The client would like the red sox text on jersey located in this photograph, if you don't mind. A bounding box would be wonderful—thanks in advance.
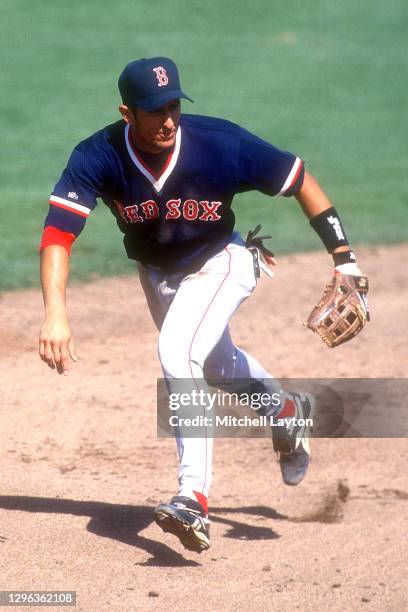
[114,199,223,223]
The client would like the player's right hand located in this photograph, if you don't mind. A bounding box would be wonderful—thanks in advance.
[39,315,78,375]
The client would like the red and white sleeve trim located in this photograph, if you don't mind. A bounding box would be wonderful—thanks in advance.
[277,157,303,196]
[49,195,91,217]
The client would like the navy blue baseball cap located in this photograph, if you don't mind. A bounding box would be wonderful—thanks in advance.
[118,57,193,111]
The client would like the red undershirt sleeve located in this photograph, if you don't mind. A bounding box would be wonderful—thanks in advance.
[39,226,76,255]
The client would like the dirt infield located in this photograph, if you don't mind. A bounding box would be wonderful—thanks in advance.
[0,244,407,611]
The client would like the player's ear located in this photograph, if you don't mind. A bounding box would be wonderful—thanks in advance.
[119,104,133,124]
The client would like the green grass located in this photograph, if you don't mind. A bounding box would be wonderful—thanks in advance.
[1,0,407,290]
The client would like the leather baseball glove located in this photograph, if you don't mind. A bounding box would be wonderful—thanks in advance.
[305,273,370,348]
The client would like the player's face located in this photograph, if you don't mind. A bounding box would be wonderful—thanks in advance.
[121,100,181,153]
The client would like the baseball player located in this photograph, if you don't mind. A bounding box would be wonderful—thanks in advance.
[39,57,369,553]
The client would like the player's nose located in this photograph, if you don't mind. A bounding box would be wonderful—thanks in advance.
[163,115,177,130]
[163,113,174,125]
[160,103,179,128]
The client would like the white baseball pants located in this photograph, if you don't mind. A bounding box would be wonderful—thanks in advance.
[138,235,277,501]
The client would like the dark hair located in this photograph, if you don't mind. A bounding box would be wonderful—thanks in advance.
[128,104,139,116]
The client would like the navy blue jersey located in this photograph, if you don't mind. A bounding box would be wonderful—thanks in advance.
[45,114,304,272]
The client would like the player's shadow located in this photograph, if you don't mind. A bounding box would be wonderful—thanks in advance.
[0,496,284,566]
[210,505,286,541]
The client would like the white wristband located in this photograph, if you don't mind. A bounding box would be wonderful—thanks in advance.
[335,262,362,276]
